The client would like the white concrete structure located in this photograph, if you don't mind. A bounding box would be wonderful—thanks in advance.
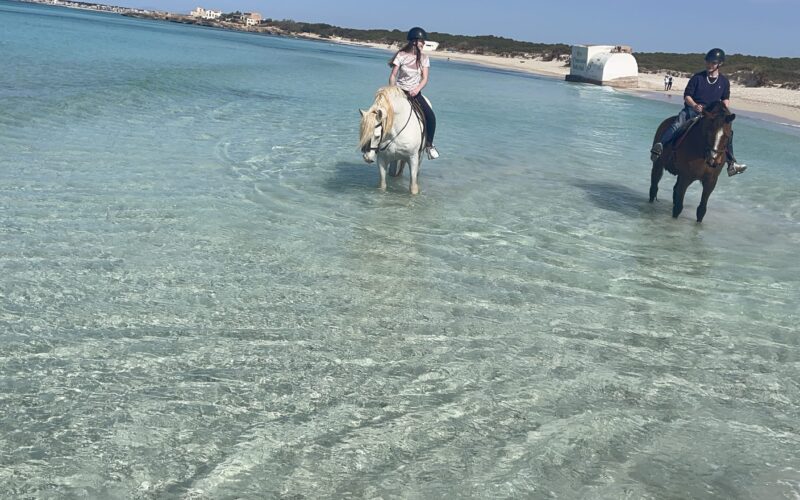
[566,45,638,88]
[423,41,439,52]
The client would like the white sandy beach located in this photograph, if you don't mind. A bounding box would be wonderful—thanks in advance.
[427,50,800,125]
[314,35,800,126]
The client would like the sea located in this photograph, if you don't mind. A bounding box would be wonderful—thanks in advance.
[1,1,799,498]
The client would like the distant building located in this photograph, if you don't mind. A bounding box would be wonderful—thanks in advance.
[242,12,262,26]
[566,45,638,88]
[190,7,222,20]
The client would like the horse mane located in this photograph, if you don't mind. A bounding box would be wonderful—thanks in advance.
[359,86,405,151]
[705,100,726,114]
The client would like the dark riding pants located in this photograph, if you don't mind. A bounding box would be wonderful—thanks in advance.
[660,105,736,162]
[408,92,436,147]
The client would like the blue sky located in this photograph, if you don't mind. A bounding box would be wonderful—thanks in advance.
[107,0,798,57]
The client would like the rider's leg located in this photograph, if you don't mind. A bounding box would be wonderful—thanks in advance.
[725,130,747,176]
[416,94,438,159]
[651,107,694,160]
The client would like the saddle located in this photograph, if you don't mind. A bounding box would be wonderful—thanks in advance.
[671,115,702,149]
[406,95,429,154]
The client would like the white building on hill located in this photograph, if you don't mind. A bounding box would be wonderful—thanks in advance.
[242,12,262,26]
[566,45,638,88]
[190,7,222,20]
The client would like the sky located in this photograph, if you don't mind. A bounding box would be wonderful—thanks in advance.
[105,0,799,57]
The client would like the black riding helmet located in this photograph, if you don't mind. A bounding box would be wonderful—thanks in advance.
[705,48,726,65]
[407,27,427,41]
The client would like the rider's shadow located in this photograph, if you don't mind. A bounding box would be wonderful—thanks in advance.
[572,181,654,219]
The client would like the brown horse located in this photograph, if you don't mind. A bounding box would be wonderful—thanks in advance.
[649,101,736,222]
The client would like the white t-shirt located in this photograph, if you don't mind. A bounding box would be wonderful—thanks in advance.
[392,51,430,92]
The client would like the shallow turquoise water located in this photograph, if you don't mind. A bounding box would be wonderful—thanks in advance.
[1,1,799,498]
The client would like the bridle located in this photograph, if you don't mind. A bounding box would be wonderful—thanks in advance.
[704,116,731,169]
[365,104,415,153]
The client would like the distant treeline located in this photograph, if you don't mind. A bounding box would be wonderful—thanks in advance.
[262,19,571,60]
[636,52,800,89]
[262,19,800,88]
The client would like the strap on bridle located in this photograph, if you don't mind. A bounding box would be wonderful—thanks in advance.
[367,104,415,153]
[367,95,425,153]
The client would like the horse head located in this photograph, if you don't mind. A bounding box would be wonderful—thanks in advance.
[701,101,736,168]
[358,87,400,163]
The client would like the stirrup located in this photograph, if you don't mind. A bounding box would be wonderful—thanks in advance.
[426,145,439,160]
[727,162,747,177]
[650,142,663,162]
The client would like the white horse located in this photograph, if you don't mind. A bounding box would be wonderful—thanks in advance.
[359,86,426,194]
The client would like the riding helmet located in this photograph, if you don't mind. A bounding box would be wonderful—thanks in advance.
[705,48,726,64]
[407,27,427,41]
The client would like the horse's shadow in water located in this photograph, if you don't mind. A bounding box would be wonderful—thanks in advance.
[323,161,409,194]
[572,181,657,219]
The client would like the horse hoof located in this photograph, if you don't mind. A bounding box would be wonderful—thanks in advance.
[410,185,419,195]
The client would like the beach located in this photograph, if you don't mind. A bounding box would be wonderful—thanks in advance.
[321,36,800,126]
[4,3,800,497]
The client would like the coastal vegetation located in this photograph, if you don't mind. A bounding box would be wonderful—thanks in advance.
[261,19,799,88]
[18,1,800,88]
[635,53,800,89]
[261,19,571,60]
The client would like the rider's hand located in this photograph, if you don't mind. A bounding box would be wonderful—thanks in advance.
[693,103,704,113]
[408,88,419,97]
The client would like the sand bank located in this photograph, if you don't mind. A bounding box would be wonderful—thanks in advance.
[316,35,800,126]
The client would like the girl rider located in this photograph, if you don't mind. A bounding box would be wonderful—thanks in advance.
[389,27,439,159]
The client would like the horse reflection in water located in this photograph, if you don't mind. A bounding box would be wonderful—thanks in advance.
[649,101,736,222]
[359,86,426,194]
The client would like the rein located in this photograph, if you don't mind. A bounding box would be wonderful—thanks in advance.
[673,114,729,168]
[367,95,425,153]
[367,104,415,153]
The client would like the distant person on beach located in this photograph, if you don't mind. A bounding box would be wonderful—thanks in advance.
[664,74,669,91]
[650,48,747,177]
[667,75,673,91]
[389,27,439,159]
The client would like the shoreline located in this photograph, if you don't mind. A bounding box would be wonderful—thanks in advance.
[18,2,800,127]
[319,36,800,127]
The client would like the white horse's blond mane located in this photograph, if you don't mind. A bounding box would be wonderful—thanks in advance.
[359,86,406,151]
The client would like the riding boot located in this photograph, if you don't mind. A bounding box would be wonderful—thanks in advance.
[650,142,663,162]
[727,162,747,176]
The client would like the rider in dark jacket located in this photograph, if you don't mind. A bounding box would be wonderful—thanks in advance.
[651,48,747,177]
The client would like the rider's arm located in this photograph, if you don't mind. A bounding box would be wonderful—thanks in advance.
[389,64,399,86]
[410,67,428,97]
[684,95,703,113]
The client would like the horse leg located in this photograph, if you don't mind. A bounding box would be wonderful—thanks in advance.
[696,175,718,223]
[389,160,405,177]
[649,161,664,202]
[672,176,691,218]
[377,157,387,191]
[409,154,421,195]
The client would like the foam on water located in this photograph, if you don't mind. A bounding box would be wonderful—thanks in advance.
[1,1,799,497]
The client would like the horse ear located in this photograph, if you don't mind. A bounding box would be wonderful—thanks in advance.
[359,109,366,117]
[726,114,736,123]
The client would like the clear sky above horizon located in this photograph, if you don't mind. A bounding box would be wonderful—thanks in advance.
[102,0,797,57]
